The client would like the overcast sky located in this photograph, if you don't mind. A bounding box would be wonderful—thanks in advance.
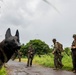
[0,0,76,47]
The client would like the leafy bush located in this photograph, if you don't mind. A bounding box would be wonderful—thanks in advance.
[64,47,71,56]
[20,39,52,56]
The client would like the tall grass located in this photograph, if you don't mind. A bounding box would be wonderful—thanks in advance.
[0,67,7,75]
[34,54,54,68]
[33,54,73,71]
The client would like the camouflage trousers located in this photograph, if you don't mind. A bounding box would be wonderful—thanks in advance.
[72,51,76,70]
[54,53,63,69]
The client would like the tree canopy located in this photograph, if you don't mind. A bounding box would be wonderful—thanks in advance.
[20,39,52,56]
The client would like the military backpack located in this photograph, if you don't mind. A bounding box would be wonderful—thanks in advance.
[57,42,64,52]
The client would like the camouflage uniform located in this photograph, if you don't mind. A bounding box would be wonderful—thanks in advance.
[17,51,22,62]
[27,45,35,67]
[71,34,76,71]
[52,39,63,69]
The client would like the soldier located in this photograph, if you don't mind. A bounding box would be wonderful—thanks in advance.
[17,50,22,62]
[71,34,76,73]
[26,44,35,67]
[52,38,63,70]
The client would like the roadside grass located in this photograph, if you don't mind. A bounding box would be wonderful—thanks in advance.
[16,53,73,71]
[34,54,73,71]
[0,67,7,75]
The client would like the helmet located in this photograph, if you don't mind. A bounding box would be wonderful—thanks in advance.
[73,34,76,38]
[52,38,56,42]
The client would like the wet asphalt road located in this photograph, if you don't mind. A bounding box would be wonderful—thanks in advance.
[7,60,76,75]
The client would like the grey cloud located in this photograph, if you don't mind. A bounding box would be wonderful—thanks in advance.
[0,0,76,47]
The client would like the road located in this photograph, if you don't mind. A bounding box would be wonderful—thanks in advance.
[7,60,75,75]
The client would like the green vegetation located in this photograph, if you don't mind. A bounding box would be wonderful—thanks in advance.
[33,54,72,71]
[20,39,52,56]
[0,67,7,75]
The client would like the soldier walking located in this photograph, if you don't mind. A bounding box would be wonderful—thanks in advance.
[71,34,76,73]
[26,44,35,67]
[52,38,63,70]
[17,50,22,62]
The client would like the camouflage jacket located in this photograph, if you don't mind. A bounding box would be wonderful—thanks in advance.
[71,40,76,50]
[53,42,63,54]
[72,40,76,46]
[28,47,35,55]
